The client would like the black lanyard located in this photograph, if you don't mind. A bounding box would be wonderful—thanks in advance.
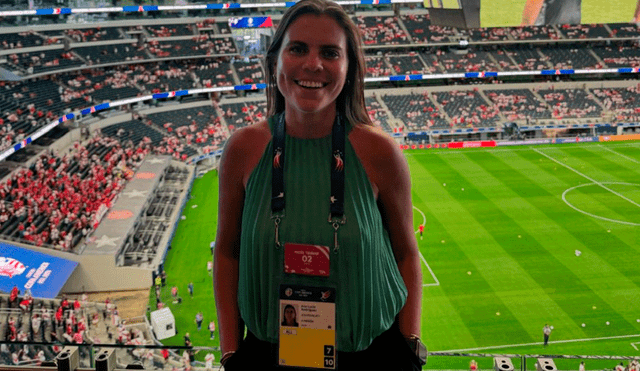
[271,112,346,253]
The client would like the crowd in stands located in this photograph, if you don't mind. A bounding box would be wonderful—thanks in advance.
[382,91,448,131]
[592,45,640,68]
[0,133,150,250]
[365,55,393,77]
[485,89,552,121]
[592,84,640,122]
[6,49,83,74]
[538,88,603,119]
[509,26,561,41]
[145,24,195,38]
[387,53,437,75]
[557,24,610,39]
[0,79,62,152]
[65,27,122,43]
[1,31,45,50]
[354,15,410,45]
[400,13,458,43]
[0,289,164,368]
[434,90,502,128]
[76,44,148,65]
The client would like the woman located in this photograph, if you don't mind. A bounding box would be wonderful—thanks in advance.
[214,0,423,369]
[281,304,299,327]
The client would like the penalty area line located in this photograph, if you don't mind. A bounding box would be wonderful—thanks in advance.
[441,334,640,353]
[597,144,640,165]
[413,205,440,287]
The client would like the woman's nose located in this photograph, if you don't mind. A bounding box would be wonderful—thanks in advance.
[302,51,322,71]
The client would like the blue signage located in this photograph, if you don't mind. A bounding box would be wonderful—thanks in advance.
[0,243,78,299]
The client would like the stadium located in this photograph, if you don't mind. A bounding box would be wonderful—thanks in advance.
[0,0,639,369]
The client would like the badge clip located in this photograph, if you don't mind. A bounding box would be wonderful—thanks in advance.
[327,214,346,253]
[272,210,285,249]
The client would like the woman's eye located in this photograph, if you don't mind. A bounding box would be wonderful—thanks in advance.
[290,45,305,54]
[323,50,339,58]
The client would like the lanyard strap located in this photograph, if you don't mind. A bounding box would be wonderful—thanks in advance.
[271,113,346,252]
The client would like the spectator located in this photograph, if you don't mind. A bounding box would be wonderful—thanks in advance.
[195,312,203,331]
[184,332,191,346]
[208,320,215,340]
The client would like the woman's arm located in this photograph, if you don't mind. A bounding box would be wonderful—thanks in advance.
[375,137,422,338]
[349,126,422,337]
[214,122,271,355]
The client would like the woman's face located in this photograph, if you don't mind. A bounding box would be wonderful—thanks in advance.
[284,306,296,324]
[276,14,348,118]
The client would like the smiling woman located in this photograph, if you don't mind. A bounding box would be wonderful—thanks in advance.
[213,0,424,370]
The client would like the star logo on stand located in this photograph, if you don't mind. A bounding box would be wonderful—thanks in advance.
[123,189,147,198]
[94,235,119,248]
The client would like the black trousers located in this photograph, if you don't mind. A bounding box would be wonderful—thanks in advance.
[224,320,422,370]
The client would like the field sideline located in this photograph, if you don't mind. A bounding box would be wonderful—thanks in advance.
[154,141,640,367]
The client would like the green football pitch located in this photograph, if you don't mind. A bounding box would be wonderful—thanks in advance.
[153,140,640,367]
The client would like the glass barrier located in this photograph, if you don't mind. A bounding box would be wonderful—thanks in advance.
[0,342,219,370]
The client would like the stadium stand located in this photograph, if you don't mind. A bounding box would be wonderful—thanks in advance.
[0,31,46,50]
[382,91,449,131]
[73,43,149,65]
[387,53,436,75]
[65,27,123,43]
[354,14,411,45]
[592,44,640,68]
[364,54,393,77]
[541,44,604,70]
[556,24,611,39]
[538,87,604,119]
[145,24,195,38]
[433,48,504,73]
[433,90,502,128]
[401,12,459,43]
[484,88,552,121]
[509,25,561,41]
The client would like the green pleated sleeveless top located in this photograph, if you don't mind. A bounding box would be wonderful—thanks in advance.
[238,114,408,352]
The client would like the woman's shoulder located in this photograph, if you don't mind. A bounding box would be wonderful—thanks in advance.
[221,120,272,186]
[225,120,271,153]
[348,124,404,167]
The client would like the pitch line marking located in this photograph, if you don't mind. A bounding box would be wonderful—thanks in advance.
[534,148,640,209]
[413,205,440,287]
[597,144,640,165]
[441,333,640,353]
[562,182,640,226]
[632,342,639,351]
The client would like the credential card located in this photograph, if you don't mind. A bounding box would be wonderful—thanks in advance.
[279,284,336,369]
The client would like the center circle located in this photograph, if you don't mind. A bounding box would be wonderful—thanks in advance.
[562,182,640,226]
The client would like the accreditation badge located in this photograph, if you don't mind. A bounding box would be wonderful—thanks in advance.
[278,284,336,369]
[284,243,330,277]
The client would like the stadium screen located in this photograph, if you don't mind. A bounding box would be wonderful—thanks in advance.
[229,16,274,59]
[424,0,640,28]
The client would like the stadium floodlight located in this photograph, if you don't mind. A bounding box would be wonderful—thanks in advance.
[494,357,515,371]
[536,358,558,371]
